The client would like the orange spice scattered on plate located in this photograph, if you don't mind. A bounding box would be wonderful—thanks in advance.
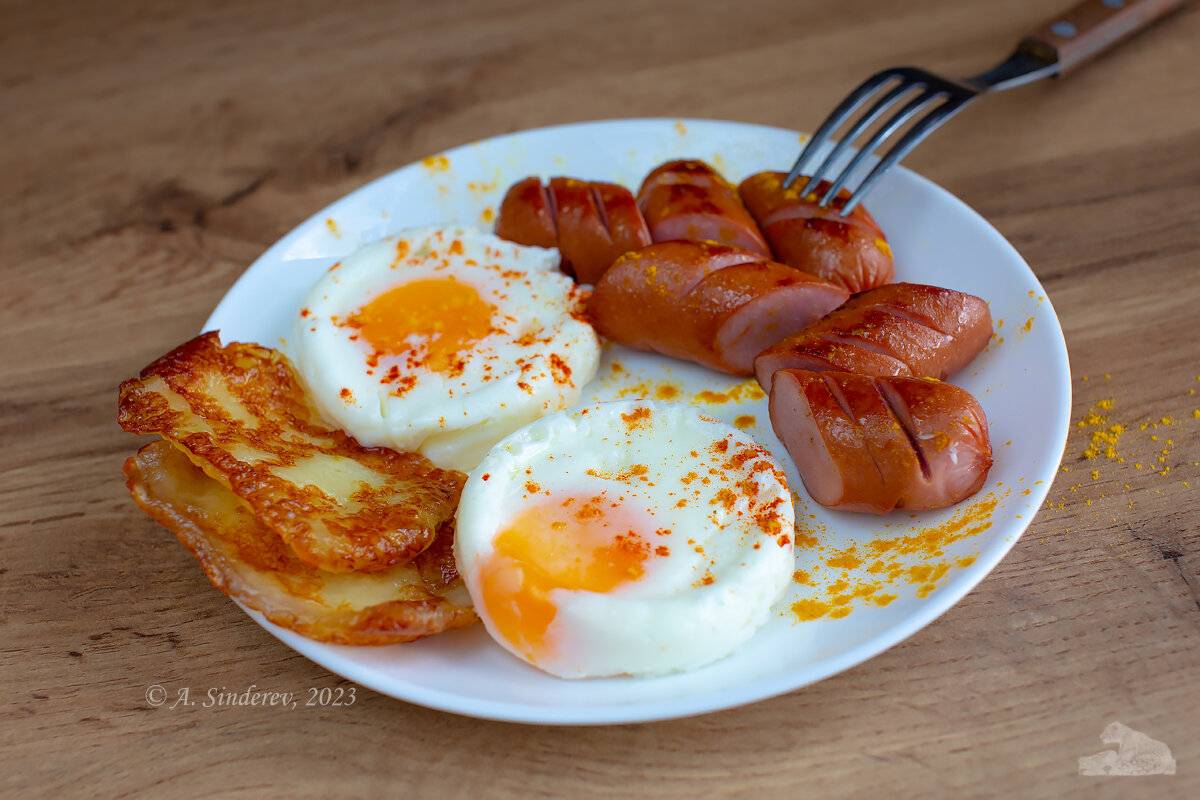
[421,154,450,172]
[786,490,1004,623]
[692,380,766,405]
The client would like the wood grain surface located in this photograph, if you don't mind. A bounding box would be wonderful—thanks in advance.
[3,0,1199,797]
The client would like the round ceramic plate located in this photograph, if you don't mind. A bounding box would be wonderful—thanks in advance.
[204,118,1071,725]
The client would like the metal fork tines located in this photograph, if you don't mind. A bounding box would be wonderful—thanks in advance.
[784,43,1058,216]
[784,67,980,216]
[785,1,1187,216]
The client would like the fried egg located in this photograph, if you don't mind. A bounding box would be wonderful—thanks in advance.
[292,226,600,471]
[454,400,795,678]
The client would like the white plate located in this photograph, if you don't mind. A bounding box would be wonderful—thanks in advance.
[204,118,1071,725]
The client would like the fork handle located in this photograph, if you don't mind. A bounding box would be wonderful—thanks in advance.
[1021,0,1188,75]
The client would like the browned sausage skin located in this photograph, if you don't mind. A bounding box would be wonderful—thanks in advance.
[769,370,991,513]
[637,160,771,257]
[588,241,848,376]
[549,177,614,284]
[738,171,894,292]
[494,176,652,284]
[494,176,556,248]
[754,283,993,393]
[591,181,650,270]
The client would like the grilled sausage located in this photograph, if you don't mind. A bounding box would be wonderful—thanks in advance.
[494,176,652,284]
[549,177,616,284]
[588,241,848,375]
[738,171,894,292]
[494,176,557,248]
[754,283,992,393]
[637,160,771,257]
[769,370,992,513]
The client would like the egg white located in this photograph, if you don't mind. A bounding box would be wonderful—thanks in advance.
[454,399,795,679]
[292,226,600,471]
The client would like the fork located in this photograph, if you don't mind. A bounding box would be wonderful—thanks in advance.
[785,0,1187,216]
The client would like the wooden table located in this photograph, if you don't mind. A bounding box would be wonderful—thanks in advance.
[4,0,1198,796]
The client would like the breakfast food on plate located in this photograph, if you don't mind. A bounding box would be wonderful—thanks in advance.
[119,138,1004,663]
[753,283,993,392]
[636,159,771,257]
[769,370,992,513]
[454,400,795,678]
[738,171,894,292]
[118,332,464,573]
[125,440,478,644]
[587,240,849,375]
[292,226,600,472]
[494,177,652,284]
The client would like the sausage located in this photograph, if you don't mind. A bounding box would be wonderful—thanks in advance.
[637,160,771,257]
[549,177,616,284]
[494,176,557,249]
[494,176,652,284]
[588,241,848,376]
[591,181,650,266]
[769,370,991,513]
[738,171,894,292]
[754,283,993,393]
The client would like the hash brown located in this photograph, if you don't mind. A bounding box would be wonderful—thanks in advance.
[125,440,478,645]
[118,333,464,573]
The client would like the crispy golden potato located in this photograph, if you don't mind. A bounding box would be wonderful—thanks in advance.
[118,332,464,573]
[125,440,478,645]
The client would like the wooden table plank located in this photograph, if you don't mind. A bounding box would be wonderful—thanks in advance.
[3,0,1198,796]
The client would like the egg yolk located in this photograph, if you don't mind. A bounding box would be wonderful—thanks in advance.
[350,278,495,373]
[478,494,652,663]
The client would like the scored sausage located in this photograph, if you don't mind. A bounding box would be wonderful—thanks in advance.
[637,160,771,257]
[738,171,894,292]
[769,370,992,513]
[754,282,993,393]
[588,241,848,376]
[494,176,652,284]
[494,176,557,249]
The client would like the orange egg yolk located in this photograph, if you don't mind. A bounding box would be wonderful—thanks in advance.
[478,494,653,663]
[350,278,495,373]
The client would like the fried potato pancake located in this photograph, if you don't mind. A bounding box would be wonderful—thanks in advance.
[126,440,478,644]
[118,332,464,573]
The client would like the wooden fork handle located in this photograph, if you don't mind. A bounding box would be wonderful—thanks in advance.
[1022,0,1188,75]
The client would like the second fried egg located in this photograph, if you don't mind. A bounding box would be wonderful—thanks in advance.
[293,226,600,471]
[454,400,796,678]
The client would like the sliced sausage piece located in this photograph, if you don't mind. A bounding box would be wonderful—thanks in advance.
[739,171,894,292]
[767,371,891,513]
[769,370,991,513]
[637,160,771,257]
[548,177,614,284]
[494,176,651,284]
[590,181,652,264]
[588,241,848,375]
[876,377,992,510]
[686,262,851,375]
[740,172,885,234]
[587,240,761,360]
[754,283,993,393]
[494,176,557,249]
